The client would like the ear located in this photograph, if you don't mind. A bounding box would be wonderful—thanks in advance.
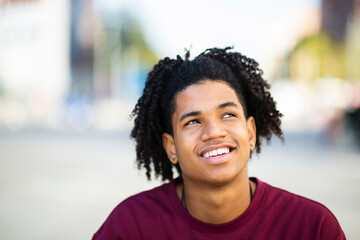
[162,133,178,164]
[246,116,256,151]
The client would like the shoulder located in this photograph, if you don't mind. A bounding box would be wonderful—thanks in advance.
[260,179,334,215]
[93,181,175,240]
[119,181,172,209]
[256,179,346,239]
[108,181,174,221]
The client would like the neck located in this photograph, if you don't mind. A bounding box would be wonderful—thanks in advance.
[177,169,255,224]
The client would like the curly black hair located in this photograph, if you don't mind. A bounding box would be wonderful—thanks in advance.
[131,47,283,181]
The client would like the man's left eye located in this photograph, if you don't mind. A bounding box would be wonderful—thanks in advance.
[223,113,236,119]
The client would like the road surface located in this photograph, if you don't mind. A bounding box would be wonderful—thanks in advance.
[0,129,359,239]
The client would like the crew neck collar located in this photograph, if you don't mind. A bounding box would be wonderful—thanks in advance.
[166,177,266,234]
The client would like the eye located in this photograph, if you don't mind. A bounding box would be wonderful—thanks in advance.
[222,112,236,119]
[185,119,200,126]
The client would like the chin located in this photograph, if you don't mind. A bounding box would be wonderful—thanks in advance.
[205,170,241,186]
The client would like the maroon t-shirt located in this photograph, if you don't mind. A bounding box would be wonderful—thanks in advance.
[93,178,345,239]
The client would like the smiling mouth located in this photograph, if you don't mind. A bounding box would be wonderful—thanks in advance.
[201,147,234,158]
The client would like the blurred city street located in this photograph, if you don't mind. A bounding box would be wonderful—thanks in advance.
[0,128,359,239]
[1,0,360,239]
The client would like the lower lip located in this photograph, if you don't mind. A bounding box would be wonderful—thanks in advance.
[201,151,233,164]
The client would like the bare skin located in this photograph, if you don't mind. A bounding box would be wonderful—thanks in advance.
[162,80,257,224]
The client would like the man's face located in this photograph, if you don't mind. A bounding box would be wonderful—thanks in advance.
[162,80,256,186]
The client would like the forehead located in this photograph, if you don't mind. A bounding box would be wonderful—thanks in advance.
[173,80,243,116]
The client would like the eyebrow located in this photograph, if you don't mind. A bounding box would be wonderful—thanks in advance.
[179,111,201,122]
[179,101,239,122]
[217,101,238,109]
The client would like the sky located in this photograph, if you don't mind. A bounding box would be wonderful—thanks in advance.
[94,0,320,79]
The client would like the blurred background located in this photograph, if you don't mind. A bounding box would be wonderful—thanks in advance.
[0,0,359,239]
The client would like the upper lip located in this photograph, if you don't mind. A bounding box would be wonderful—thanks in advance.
[198,143,236,157]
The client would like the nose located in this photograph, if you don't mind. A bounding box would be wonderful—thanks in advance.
[200,120,227,142]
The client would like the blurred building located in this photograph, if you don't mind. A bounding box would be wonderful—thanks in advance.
[345,0,360,81]
[70,0,94,98]
[0,0,70,129]
[321,0,355,42]
[0,0,157,130]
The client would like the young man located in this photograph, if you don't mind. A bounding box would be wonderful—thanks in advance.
[93,47,345,239]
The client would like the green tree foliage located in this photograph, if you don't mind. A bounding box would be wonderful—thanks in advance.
[120,13,158,67]
[287,32,345,83]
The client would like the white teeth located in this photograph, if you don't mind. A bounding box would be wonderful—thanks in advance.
[202,147,230,157]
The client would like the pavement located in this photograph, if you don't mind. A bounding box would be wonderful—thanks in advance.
[0,128,359,239]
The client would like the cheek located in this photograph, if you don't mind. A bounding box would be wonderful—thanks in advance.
[229,122,249,138]
[174,133,199,168]
[175,133,196,156]
[175,125,200,145]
